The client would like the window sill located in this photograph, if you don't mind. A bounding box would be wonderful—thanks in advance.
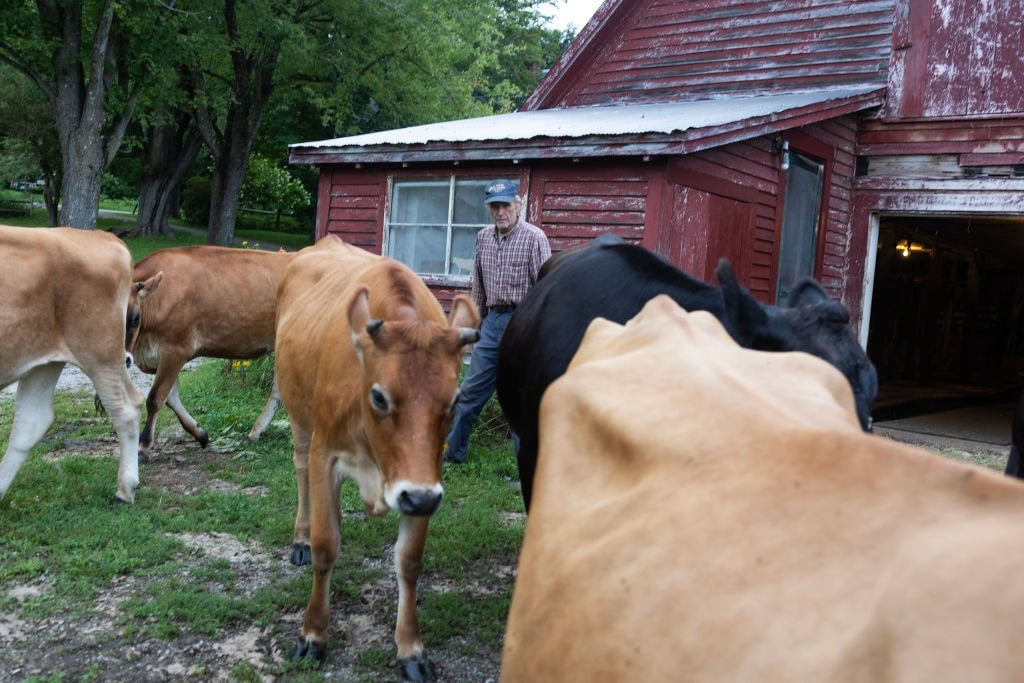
[418,273,471,288]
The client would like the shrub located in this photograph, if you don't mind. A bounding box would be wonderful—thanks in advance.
[101,172,134,200]
[179,176,212,224]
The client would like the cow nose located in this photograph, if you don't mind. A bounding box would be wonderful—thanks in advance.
[397,488,443,516]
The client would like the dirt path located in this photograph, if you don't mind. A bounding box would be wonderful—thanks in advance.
[0,427,505,682]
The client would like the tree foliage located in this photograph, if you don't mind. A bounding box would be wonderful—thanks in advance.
[241,155,310,214]
[0,0,570,235]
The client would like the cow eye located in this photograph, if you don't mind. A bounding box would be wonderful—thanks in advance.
[130,312,141,328]
[370,384,390,414]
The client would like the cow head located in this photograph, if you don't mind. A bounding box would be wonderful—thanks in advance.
[126,271,163,360]
[348,288,480,516]
[715,261,877,431]
[777,279,878,431]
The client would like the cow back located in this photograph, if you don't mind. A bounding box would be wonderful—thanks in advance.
[1,226,132,385]
[130,246,295,365]
[504,296,1024,682]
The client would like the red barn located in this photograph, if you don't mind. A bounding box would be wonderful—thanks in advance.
[291,0,1024,419]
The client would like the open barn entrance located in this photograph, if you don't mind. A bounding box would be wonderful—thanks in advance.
[865,214,1024,456]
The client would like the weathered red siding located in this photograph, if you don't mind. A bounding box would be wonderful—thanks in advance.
[527,163,664,254]
[657,115,859,302]
[546,0,893,107]
[888,0,1024,119]
[317,169,388,252]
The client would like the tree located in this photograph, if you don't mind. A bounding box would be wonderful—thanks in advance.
[0,0,176,228]
[0,64,61,224]
[132,110,203,237]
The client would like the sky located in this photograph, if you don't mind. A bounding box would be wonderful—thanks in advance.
[540,0,607,34]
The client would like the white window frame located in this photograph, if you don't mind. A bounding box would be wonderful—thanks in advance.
[384,175,496,286]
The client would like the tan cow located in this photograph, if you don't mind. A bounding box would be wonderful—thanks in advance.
[129,246,295,459]
[275,235,479,679]
[503,295,1024,682]
[0,226,155,504]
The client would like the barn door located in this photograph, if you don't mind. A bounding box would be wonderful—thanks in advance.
[661,168,756,290]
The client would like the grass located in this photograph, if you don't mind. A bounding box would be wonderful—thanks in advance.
[0,197,312,255]
[0,355,523,679]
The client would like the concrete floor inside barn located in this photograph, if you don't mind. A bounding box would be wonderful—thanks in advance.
[872,380,1015,461]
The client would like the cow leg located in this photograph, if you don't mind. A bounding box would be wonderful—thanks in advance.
[90,364,144,504]
[293,439,339,660]
[289,422,313,566]
[247,374,281,442]
[139,352,189,460]
[394,514,437,682]
[164,379,207,446]
[0,363,64,501]
[1006,444,1021,478]
[516,430,540,512]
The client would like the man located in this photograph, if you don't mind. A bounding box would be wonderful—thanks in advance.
[445,179,551,463]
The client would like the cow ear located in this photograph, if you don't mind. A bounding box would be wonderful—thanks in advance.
[448,295,481,330]
[347,287,371,333]
[786,278,830,308]
[135,271,164,300]
[715,258,770,347]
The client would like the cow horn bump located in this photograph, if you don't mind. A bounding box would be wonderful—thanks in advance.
[458,328,480,346]
[366,319,383,336]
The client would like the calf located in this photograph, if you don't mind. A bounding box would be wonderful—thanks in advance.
[0,226,147,503]
[496,234,878,510]
[503,296,1024,682]
[129,246,294,458]
[275,236,479,679]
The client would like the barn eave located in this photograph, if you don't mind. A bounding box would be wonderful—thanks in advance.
[290,86,885,166]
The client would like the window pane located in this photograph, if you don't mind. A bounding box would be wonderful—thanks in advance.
[390,224,447,274]
[393,180,449,224]
[454,179,498,224]
[449,226,480,276]
[776,153,824,305]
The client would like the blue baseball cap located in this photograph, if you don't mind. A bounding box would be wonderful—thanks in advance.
[484,179,519,205]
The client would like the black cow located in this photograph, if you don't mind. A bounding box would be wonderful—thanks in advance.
[1005,390,1024,478]
[496,234,879,511]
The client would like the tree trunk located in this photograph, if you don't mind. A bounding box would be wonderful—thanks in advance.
[136,121,202,238]
[205,102,267,246]
[45,0,137,230]
[58,134,105,229]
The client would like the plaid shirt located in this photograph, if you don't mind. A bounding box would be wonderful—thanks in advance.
[471,219,551,315]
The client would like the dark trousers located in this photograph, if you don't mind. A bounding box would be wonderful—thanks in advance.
[445,309,519,462]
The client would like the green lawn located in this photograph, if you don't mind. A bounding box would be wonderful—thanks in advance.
[0,358,522,680]
[0,207,312,258]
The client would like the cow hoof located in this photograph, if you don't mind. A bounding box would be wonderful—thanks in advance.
[197,432,209,449]
[290,542,312,566]
[112,494,130,505]
[398,653,437,682]
[137,451,149,465]
[290,636,326,661]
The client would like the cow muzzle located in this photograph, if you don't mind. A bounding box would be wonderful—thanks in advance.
[388,483,444,517]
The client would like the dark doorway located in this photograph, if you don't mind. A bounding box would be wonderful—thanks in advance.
[867,215,1024,422]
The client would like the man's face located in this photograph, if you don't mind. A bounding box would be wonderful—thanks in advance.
[487,198,520,233]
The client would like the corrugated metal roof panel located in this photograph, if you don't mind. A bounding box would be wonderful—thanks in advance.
[291,86,879,151]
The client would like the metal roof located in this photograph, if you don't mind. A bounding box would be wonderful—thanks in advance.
[290,86,885,165]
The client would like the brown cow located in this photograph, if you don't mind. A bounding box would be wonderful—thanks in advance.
[275,236,479,680]
[129,246,294,458]
[0,226,155,503]
[503,295,1024,682]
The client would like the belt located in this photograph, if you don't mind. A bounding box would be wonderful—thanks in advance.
[489,304,516,313]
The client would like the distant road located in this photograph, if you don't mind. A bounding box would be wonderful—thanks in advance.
[98,210,290,252]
